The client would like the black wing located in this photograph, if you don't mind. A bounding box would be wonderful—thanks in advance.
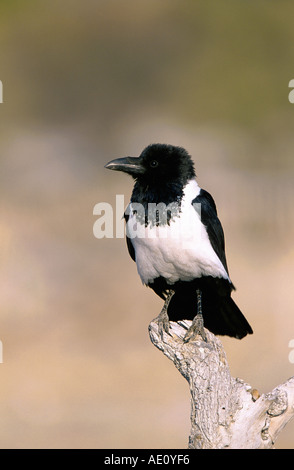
[192,189,229,276]
[124,210,136,262]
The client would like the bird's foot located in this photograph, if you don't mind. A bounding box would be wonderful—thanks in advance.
[153,309,171,340]
[152,289,175,340]
[183,313,207,343]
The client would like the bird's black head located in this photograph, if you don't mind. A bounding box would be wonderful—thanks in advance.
[105,144,196,187]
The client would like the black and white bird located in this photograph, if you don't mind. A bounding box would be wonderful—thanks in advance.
[105,143,253,342]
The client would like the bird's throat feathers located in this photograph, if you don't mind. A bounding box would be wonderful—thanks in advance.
[131,178,185,206]
[129,178,200,228]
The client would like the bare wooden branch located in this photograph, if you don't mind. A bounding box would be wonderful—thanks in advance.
[148,320,294,449]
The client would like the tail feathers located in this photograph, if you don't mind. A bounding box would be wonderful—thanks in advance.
[204,297,253,339]
[164,282,253,340]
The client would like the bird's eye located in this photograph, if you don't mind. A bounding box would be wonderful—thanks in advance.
[150,160,158,168]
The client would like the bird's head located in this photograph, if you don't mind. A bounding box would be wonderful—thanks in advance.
[105,144,195,187]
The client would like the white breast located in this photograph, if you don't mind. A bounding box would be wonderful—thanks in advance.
[127,179,229,285]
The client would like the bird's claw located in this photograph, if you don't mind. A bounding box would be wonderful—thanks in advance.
[154,310,171,340]
[183,314,207,343]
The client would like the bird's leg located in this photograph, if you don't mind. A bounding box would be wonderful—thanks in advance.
[183,289,207,343]
[153,289,175,340]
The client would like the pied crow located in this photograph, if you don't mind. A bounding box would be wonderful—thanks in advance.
[105,143,253,342]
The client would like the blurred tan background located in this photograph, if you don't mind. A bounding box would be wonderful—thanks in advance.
[1,0,294,448]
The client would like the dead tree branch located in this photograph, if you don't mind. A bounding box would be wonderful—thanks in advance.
[149,320,294,449]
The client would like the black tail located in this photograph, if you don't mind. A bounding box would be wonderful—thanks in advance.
[203,296,253,339]
[151,276,253,340]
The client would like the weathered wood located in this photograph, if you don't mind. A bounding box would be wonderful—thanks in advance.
[149,320,294,449]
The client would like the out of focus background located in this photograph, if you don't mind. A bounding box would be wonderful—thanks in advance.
[1,0,294,448]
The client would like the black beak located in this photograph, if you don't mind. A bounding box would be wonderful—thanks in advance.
[104,157,144,176]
